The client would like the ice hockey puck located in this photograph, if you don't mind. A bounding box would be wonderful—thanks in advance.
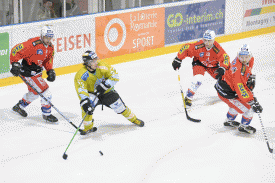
[99,151,103,156]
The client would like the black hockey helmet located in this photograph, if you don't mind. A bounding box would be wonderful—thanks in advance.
[82,50,98,66]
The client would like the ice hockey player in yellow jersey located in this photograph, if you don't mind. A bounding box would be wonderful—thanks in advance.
[74,50,144,134]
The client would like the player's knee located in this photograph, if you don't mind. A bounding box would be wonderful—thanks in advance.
[110,98,126,114]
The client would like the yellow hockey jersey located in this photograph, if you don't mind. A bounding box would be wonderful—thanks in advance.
[74,61,119,100]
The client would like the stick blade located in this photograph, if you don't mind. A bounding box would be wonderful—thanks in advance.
[63,153,68,160]
[185,108,201,122]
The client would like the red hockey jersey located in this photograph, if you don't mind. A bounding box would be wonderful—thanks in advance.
[10,37,54,72]
[222,57,255,103]
[177,40,230,70]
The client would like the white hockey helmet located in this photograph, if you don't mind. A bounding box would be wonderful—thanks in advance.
[237,44,252,63]
[41,25,54,38]
[203,30,216,40]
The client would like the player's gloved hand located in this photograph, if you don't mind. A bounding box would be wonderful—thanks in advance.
[96,81,111,96]
[47,69,56,82]
[80,98,94,115]
[10,62,21,76]
[172,57,182,71]
[249,97,263,113]
[247,74,256,91]
[215,67,225,79]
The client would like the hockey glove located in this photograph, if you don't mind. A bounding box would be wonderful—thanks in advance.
[215,67,225,79]
[247,74,256,91]
[47,69,56,82]
[80,98,94,115]
[172,57,182,70]
[10,62,21,76]
[96,81,111,96]
[249,97,263,113]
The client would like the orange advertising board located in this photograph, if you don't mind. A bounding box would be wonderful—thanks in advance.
[95,8,165,59]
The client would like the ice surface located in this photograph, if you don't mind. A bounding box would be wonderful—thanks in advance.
[0,33,275,183]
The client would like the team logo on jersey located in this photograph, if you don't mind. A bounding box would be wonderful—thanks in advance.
[199,52,204,57]
[241,64,246,76]
[179,45,190,54]
[12,44,24,56]
[81,71,89,81]
[206,52,210,56]
[223,54,229,66]
[237,83,249,98]
[37,49,43,55]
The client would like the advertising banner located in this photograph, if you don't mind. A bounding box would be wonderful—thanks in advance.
[164,0,225,45]
[95,8,165,59]
[243,0,275,31]
[11,17,96,68]
[0,32,10,74]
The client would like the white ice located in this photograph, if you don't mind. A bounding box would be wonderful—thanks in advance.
[0,33,275,183]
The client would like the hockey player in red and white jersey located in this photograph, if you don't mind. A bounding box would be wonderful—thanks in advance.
[214,44,263,134]
[10,25,58,122]
[172,30,230,107]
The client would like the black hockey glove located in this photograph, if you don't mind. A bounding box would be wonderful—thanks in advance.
[96,81,111,96]
[10,62,21,76]
[247,74,256,91]
[215,67,225,79]
[80,98,94,115]
[47,69,56,82]
[172,57,182,70]
[249,97,263,113]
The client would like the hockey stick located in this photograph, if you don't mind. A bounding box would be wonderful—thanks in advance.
[19,75,85,134]
[63,112,88,160]
[258,113,273,153]
[177,70,201,122]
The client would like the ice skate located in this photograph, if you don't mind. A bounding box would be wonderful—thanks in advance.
[43,114,58,123]
[12,101,27,117]
[238,125,256,134]
[224,120,240,127]
[80,119,97,135]
[184,97,192,108]
[80,127,97,135]
[132,118,144,127]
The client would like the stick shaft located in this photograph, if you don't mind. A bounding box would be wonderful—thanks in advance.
[19,75,79,129]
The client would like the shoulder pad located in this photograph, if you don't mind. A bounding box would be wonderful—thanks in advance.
[81,71,89,81]
[98,66,108,70]
[195,43,205,50]
[212,45,220,54]
[32,40,43,46]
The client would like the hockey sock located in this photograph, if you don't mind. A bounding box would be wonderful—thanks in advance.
[83,120,94,131]
[186,81,202,99]
[226,112,237,121]
[19,99,30,108]
[121,106,137,122]
[241,116,252,125]
[41,104,51,116]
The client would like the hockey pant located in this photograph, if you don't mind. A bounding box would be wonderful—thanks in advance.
[82,90,137,126]
[19,74,53,116]
[217,93,254,125]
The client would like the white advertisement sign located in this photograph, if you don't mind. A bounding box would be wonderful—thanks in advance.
[242,0,275,31]
[10,16,96,69]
